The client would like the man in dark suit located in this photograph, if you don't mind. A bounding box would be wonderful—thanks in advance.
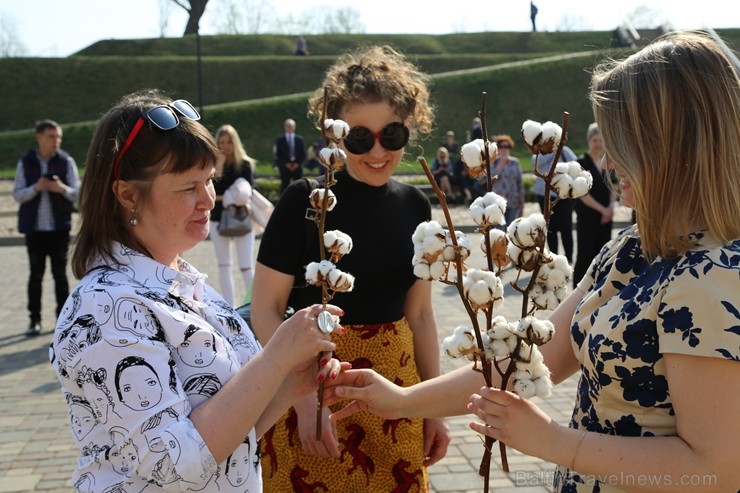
[274,118,306,193]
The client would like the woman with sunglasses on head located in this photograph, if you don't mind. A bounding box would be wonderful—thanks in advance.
[251,45,451,491]
[210,124,257,306]
[50,89,344,492]
[324,30,740,492]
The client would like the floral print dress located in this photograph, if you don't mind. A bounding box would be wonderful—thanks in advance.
[553,225,740,493]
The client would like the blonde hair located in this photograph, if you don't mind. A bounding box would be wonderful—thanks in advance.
[590,30,740,258]
[214,124,255,177]
[307,45,434,142]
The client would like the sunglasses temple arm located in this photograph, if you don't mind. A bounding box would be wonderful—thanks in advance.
[112,117,146,180]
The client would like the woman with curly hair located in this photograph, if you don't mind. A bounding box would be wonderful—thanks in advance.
[251,45,451,491]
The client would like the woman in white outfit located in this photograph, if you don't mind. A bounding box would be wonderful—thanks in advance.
[210,124,256,306]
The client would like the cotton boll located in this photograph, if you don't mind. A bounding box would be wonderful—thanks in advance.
[487,316,510,340]
[529,319,555,345]
[305,260,335,286]
[442,326,477,359]
[413,262,432,280]
[514,378,537,399]
[554,287,568,302]
[467,281,493,308]
[429,261,446,280]
[481,229,510,269]
[521,120,542,152]
[551,255,572,276]
[323,118,349,140]
[530,360,550,379]
[488,338,512,359]
[512,368,533,382]
[571,175,592,198]
[544,268,567,291]
[461,140,485,169]
[505,334,519,354]
[532,285,559,311]
[534,376,553,398]
[309,188,337,211]
[539,121,562,154]
[324,230,353,258]
[460,140,489,177]
[412,220,445,244]
[327,268,355,292]
[507,243,539,272]
[318,146,347,171]
[421,236,446,262]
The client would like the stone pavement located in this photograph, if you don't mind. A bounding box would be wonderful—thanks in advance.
[0,179,633,492]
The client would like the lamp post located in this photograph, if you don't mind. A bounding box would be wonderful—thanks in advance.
[196,26,204,117]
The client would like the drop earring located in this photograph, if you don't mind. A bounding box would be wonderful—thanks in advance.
[129,208,138,226]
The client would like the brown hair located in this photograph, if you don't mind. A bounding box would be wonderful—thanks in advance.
[71,89,218,278]
[307,45,434,143]
[494,134,515,149]
[590,30,740,258]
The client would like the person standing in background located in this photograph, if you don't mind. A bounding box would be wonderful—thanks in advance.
[573,123,615,287]
[210,124,257,306]
[489,134,525,226]
[430,146,455,197]
[13,119,80,336]
[274,118,306,193]
[530,1,539,32]
[295,35,309,56]
[532,146,577,262]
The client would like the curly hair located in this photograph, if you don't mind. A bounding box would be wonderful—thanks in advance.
[307,45,434,143]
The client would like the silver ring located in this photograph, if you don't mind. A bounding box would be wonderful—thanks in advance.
[317,310,335,334]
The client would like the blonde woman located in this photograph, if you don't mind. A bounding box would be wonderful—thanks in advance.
[430,146,454,196]
[211,124,257,305]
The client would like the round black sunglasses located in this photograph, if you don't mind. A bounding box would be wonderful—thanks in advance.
[343,122,409,155]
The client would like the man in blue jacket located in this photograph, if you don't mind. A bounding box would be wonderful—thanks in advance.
[13,120,80,336]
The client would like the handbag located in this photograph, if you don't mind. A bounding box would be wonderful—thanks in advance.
[217,204,252,237]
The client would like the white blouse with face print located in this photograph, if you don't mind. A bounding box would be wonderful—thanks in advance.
[51,242,262,492]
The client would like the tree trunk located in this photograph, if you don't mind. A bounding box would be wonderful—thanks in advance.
[177,0,209,35]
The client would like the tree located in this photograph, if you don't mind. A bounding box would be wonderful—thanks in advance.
[170,0,211,35]
[212,0,275,35]
[0,13,28,57]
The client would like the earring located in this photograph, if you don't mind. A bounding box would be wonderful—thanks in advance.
[129,208,138,226]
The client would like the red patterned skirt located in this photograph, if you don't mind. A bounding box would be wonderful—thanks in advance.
[260,317,429,492]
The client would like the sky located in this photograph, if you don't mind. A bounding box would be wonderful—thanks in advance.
[1,0,737,57]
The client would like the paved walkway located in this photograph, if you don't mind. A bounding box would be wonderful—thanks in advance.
[0,179,633,492]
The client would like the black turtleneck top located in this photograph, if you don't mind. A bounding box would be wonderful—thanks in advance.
[257,169,431,325]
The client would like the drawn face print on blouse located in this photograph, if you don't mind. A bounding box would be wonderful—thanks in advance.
[115,356,163,411]
[58,289,81,326]
[225,442,251,487]
[73,472,95,493]
[77,366,118,424]
[177,325,217,368]
[108,427,139,475]
[69,397,96,440]
[116,298,161,338]
[58,314,102,366]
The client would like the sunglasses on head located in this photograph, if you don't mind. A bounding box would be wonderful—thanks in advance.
[112,99,200,180]
[343,122,409,155]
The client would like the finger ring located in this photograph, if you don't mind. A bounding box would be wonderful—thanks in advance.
[317,310,334,334]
